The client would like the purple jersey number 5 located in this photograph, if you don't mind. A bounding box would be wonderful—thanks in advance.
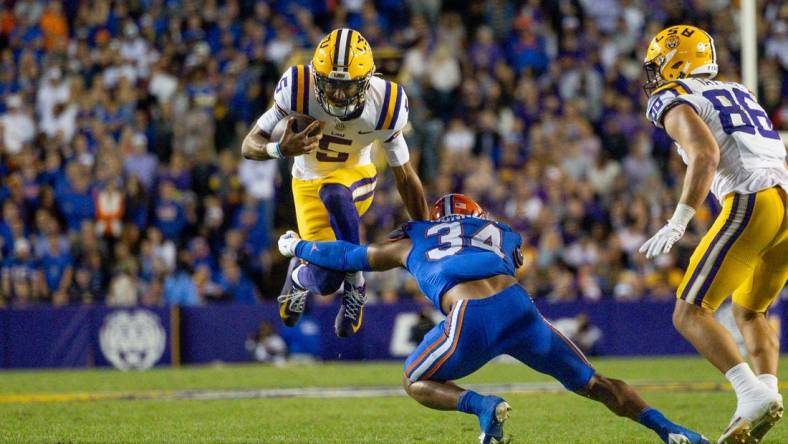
[316,135,351,162]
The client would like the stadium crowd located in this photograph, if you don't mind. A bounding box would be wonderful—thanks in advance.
[0,0,786,307]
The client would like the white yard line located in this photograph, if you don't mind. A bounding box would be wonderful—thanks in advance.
[0,381,735,404]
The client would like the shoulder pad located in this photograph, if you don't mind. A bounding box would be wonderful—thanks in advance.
[493,220,515,233]
[375,80,407,131]
[291,64,311,115]
[652,80,692,96]
[277,65,311,115]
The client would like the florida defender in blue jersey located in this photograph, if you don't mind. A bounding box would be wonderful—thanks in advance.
[278,194,708,444]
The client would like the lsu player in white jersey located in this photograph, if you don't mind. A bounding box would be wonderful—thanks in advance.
[241,28,429,337]
[640,25,788,443]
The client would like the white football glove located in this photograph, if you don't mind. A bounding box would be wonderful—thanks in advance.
[639,203,695,260]
[639,221,685,259]
[278,230,302,257]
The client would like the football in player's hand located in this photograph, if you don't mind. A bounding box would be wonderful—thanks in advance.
[271,113,320,141]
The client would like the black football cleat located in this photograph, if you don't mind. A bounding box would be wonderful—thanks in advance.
[334,280,366,337]
[277,258,309,327]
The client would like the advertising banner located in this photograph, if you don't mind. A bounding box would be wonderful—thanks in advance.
[0,300,784,369]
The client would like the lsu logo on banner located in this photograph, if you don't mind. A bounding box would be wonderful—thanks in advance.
[99,309,166,371]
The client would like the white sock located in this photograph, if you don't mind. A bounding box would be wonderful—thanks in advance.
[345,271,364,287]
[757,373,779,394]
[726,362,765,401]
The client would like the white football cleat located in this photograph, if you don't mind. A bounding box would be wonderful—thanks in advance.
[718,394,783,444]
[748,396,783,443]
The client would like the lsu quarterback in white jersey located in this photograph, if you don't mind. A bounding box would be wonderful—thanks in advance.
[241,28,429,338]
[640,25,787,444]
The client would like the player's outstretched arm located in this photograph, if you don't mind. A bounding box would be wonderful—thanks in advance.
[278,231,410,272]
[391,162,429,220]
[640,104,719,259]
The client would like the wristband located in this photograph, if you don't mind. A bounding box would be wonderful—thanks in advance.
[669,203,696,229]
[265,142,283,159]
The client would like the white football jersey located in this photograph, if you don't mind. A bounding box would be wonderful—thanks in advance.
[256,64,410,180]
[646,78,788,202]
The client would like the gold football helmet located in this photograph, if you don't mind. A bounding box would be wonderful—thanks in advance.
[311,28,375,120]
[643,25,718,95]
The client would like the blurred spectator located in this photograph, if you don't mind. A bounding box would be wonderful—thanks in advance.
[427,44,461,120]
[69,266,99,305]
[37,68,69,123]
[106,266,139,306]
[39,0,67,51]
[154,181,186,243]
[552,314,603,356]
[193,263,223,303]
[1,95,35,155]
[56,169,95,232]
[124,134,158,191]
[140,278,164,306]
[37,229,73,305]
[0,0,783,309]
[1,239,39,307]
[95,179,124,239]
[163,260,199,306]
[246,321,287,364]
[508,18,549,75]
[217,254,258,304]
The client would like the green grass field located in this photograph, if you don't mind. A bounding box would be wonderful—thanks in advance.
[1,356,786,443]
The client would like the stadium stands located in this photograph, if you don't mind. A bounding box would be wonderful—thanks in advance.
[0,0,785,307]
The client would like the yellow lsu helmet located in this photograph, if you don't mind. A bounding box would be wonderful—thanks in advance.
[311,28,375,120]
[643,25,718,95]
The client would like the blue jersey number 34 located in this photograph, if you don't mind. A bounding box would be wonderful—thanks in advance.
[425,222,504,260]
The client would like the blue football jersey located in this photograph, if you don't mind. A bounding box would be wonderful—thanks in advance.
[402,216,522,312]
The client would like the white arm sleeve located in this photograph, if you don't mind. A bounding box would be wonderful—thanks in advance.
[382,132,410,167]
[256,105,287,135]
